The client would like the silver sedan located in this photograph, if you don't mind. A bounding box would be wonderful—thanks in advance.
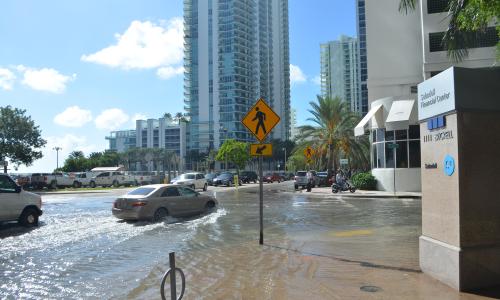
[112,184,217,222]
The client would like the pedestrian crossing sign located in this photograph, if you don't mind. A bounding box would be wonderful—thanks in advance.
[241,98,280,142]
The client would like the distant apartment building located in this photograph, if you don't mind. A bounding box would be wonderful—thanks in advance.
[290,108,299,140]
[184,0,291,154]
[320,36,362,114]
[107,117,187,161]
[354,0,498,192]
[355,0,368,115]
[106,130,137,153]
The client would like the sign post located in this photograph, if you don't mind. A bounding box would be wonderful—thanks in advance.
[241,98,280,245]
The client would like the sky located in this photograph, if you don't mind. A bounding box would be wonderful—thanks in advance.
[0,0,356,173]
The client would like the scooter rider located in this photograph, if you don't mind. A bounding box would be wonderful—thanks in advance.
[335,170,346,189]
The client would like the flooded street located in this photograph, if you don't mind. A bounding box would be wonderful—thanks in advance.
[1,183,426,299]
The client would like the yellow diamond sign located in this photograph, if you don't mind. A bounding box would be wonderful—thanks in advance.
[304,146,315,159]
[241,98,280,142]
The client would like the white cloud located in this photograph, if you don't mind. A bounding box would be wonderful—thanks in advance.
[312,75,321,85]
[290,64,307,84]
[18,66,76,93]
[0,68,16,90]
[81,18,184,76]
[54,106,93,128]
[95,108,130,131]
[15,134,102,173]
[156,66,184,79]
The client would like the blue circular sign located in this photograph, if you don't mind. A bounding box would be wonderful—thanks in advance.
[444,155,455,176]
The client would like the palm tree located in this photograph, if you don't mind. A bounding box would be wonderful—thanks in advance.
[297,96,369,173]
[399,0,500,61]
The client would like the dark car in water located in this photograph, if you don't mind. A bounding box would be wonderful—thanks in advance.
[240,171,258,183]
[204,173,219,186]
[213,172,241,186]
[317,171,329,186]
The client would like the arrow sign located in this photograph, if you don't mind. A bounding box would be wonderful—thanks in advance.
[250,143,272,156]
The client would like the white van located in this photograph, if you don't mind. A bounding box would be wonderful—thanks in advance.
[0,174,42,226]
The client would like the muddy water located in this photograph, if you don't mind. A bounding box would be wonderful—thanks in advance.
[0,184,425,299]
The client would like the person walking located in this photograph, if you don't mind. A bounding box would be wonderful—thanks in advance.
[252,107,267,135]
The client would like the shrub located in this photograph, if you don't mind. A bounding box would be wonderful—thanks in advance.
[351,172,377,190]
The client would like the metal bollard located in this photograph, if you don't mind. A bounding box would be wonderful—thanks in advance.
[160,252,186,300]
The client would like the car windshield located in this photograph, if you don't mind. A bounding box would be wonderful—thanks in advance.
[205,174,217,179]
[180,174,195,180]
[219,173,232,179]
[127,187,156,196]
[296,171,307,176]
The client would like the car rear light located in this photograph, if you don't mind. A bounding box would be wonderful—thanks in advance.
[132,201,147,207]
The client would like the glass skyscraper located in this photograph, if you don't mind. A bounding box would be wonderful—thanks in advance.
[320,36,361,114]
[184,0,290,153]
[356,0,368,115]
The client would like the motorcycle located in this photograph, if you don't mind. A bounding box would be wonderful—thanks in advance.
[331,180,356,193]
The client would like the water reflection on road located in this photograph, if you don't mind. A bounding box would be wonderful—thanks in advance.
[0,184,422,299]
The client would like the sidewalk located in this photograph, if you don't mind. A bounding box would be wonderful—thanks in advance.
[304,186,422,198]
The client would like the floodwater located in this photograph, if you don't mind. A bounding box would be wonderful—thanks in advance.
[2,183,487,299]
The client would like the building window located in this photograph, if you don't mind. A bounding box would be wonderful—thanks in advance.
[429,27,499,52]
[427,0,448,14]
[372,126,421,169]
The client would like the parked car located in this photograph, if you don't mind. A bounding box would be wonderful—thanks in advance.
[112,184,217,221]
[0,174,43,226]
[72,172,94,188]
[212,172,241,186]
[240,171,258,183]
[204,173,219,186]
[11,174,31,188]
[294,171,308,190]
[316,171,330,187]
[30,172,81,189]
[128,171,154,186]
[89,171,135,188]
[263,173,281,183]
[170,173,208,191]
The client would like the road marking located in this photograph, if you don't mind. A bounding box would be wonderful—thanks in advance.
[333,229,373,237]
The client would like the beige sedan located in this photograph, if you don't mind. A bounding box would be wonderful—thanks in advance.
[112,184,217,222]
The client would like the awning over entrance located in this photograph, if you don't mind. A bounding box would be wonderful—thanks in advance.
[385,100,415,131]
[354,104,383,136]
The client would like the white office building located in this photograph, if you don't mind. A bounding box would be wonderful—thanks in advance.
[354,0,498,192]
[320,36,362,114]
[184,0,291,153]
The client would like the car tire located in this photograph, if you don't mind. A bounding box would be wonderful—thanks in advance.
[19,208,39,227]
[153,208,168,223]
[73,181,81,188]
[205,201,216,209]
[294,184,298,190]
[203,183,207,191]
[89,181,96,188]
[49,181,57,190]
[190,184,195,190]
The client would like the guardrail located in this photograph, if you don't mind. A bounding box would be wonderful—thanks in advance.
[160,252,186,300]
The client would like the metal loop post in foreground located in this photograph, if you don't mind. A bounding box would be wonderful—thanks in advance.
[160,252,186,300]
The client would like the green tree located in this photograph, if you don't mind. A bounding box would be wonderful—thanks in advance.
[297,96,370,173]
[61,151,88,172]
[216,139,250,174]
[399,0,500,61]
[0,106,46,171]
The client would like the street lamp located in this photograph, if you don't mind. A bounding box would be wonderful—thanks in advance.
[53,147,62,170]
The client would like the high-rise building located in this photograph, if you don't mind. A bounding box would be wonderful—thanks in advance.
[354,0,498,193]
[184,0,290,154]
[320,36,362,114]
[290,108,298,140]
[355,0,368,115]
